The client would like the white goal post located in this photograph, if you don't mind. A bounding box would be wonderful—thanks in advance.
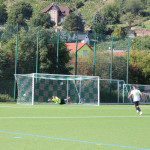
[123,84,150,104]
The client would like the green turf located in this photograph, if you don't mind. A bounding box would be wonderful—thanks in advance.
[0,104,150,150]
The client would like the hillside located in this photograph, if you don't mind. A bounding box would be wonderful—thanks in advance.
[3,0,150,30]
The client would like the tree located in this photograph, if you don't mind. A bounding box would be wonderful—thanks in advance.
[75,1,84,9]
[123,0,144,15]
[130,36,150,51]
[0,47,14,79]
[0,1,8,24]
[29,13,55,28]
[1,27,72,76]
[119,0,125,14]
[91,12,103,30]
[63,13,84,32]
[120,12,134,25]
[129,51,150,84]
[101,4,120,25]
[7,2,33,25]
[1,24,17,44]
[93,21,107,35]
[112,26,126,38]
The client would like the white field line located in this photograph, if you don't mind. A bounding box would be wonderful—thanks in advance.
[0,116,150,119]
[0,106,150,110]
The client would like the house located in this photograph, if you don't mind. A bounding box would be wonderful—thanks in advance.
[78,33,90,44]
[133,29,150,36]
[65,43,93,58]
[42,4,71,26]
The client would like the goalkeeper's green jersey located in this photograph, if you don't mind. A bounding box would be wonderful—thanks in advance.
[52,97,61,104]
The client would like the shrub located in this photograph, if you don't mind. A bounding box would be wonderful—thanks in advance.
[0,94,14,102]
[76,1,84,9]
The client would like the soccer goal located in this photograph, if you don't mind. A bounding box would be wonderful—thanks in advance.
[15,73,100,105]
[123,84,150,104]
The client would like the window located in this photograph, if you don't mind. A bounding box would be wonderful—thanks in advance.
[50,11,52,15]
[61,18,64,22]
[51,18,55,22]
[83,50,87,57]
[54,11,56,15]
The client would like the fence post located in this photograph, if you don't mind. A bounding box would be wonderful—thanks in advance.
[75,31,78,75]
[56,29,60,74]
[36,26,39,74]
[14,24,18,100]
[110,35,113,80]
[117,80,119,103]
[126,37,130,84]
[109,35,113,100]
[93,32,96,76]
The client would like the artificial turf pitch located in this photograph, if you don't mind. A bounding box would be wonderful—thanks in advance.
[0,104,150,150]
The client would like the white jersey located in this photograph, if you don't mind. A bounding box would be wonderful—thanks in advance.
[131,89,141,102]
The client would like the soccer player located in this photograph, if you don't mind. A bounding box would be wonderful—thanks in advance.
[48,96,61,104]
[48,96,70,104]
[128,85,143,115]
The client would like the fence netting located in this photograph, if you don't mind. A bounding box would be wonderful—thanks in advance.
[0,24,129,102]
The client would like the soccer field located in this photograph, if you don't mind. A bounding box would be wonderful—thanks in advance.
[0,104,150,150]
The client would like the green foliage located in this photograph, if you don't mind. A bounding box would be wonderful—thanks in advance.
[130,36,150,50]
[0,24,17,44]
[120,12,134,25]
[119,0,125,14]
[60,30,77,43]
[0,26,72,76]
[112,26,126,38]
[75,1,84,9]
[112,56,127,80]
[29,12,55,28]
[91,12,102,30]
[0,2,8,24]
[0,47,14,79]
[91,12,108,34]
[63,12,84,31]
[100,4,120,25]
[129,51,150,84]
[93,22,107,35]
[123,0,144,15]
[76,52,126,80]
[38,29,72,73]
[7,2,33,25]
[0,29,3,40]
[0,94,13,102]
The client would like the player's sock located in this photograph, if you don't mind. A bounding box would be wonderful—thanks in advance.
[137,107,142,115]
[138,107,141,112]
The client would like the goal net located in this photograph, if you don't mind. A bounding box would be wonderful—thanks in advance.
[123,84,150,104]
[15,73,100,105]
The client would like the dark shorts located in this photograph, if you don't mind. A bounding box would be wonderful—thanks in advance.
[134,101,139,107]
[60,99,66,104]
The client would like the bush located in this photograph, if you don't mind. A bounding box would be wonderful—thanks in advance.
[0,94,14,102]
[76,1,84,9]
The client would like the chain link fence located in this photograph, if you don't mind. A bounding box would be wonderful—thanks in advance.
[0,24,130,102]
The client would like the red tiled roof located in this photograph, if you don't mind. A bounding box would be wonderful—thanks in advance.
[65,43,93,53]
[42,4,52,13]
[59,6,71,16]
[42,4,71,16]
[113,52,126,56]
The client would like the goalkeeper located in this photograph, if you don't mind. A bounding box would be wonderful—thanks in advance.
[48,96,70,104]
